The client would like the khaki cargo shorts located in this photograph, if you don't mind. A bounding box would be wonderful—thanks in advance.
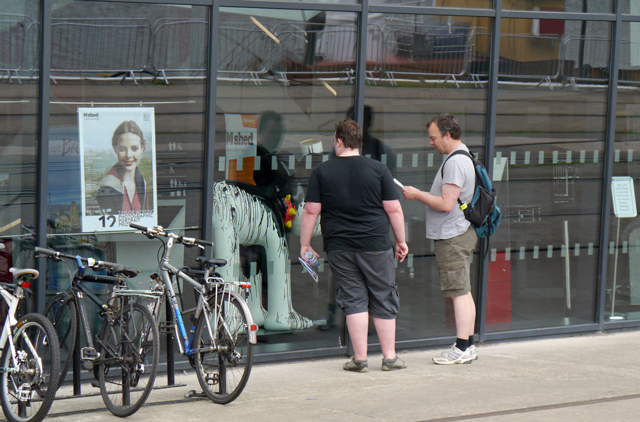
[434,226,478,297]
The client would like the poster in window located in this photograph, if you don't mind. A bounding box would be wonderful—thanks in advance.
[78,107,158,232]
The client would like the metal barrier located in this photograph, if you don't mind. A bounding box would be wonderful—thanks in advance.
[49,19,153,84]
[271,22,358,86]
[560,35,610,90]
[0,15,27,83]
[151,19,209,85]
[618,39,640,87]
[218,24,270,86]
[365,24,385,85]
[380,24,474,87]
[467,29,490,87]
[468,32,562,90]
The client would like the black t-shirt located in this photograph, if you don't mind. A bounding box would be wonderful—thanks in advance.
[305,155,399,252]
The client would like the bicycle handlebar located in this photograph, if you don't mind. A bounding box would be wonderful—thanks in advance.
[129,224,214,248]
[34,247,139,278]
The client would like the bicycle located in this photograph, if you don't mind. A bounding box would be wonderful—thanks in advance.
[0,266,60,422]
[129,223,257,404]
[35,247,160,417]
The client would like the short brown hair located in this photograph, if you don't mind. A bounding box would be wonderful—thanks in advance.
[427,114,462,140]
[334,119,362,150]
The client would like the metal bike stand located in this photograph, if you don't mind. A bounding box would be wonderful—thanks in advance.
[55,298,186,401]
[163,294,175,386]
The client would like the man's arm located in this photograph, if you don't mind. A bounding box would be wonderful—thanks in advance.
[383,199,408,262]
[300,201,321,260]
[402,183,460,212]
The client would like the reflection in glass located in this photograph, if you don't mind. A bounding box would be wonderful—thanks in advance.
[503,0,612,13]
[0,1,40,312]
[369,0,490,7]
[216,8,358,353]
[363,13,490,341]
[608,21,640,322]
[46,1,208,364]
[491,19,610,332]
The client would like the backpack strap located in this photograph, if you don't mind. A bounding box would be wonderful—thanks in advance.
[441,149,474,208]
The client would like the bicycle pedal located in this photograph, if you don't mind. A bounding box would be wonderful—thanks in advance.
[81,347,99,360]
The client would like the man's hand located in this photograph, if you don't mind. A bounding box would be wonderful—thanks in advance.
[402,186,422,201]
[395,241,408,262]
[300,246,319,262]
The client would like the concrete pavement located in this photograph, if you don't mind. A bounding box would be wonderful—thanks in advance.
[42,329,640,422]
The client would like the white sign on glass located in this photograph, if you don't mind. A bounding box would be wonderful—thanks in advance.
[611,176,637,218]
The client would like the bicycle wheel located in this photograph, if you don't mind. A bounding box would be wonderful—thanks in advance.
[193,293,254,404]
[97,300,159,417]
[43,292,77,392]
[0,313,61,422]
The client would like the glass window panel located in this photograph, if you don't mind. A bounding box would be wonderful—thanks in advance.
[244,0,356,4]
[46,0,208,361]
[503,0,612,13]
[216,8,358,353]
[364,12,490,341]
[0,1,40,310]
[491,19,610,332]
[608,21,640,322]
[370,0,491,8]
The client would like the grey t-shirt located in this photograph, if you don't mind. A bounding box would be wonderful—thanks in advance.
[425,144,475,240]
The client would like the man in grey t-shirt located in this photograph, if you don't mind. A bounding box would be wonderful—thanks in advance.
[402,114,479,365]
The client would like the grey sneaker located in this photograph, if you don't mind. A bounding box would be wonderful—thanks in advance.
[381,356,407,371]
[468,345,478,361]
[433,346,473,365]
[343,358,368,373]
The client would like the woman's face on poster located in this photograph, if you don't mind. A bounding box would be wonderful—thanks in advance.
[114,132,144,172]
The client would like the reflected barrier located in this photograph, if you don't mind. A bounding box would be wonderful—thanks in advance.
[560,35,611,90]
[380,24,474,88]
[151,19,209,85]
[217,24,271,86]
[0,15,636,90]
[0,15,27,83]
[271,22,358,86]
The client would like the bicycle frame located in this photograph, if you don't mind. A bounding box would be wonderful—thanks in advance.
[154,234,257,358]
[0,282,42,378]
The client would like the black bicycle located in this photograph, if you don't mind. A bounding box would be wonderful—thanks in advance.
[35,247,160,417]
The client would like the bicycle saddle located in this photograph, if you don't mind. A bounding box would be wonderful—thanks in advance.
[109,266,139,278]
[196,257,227,268]
[9,268,39,279]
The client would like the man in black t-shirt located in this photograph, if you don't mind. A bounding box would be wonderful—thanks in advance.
[300,119,409,373]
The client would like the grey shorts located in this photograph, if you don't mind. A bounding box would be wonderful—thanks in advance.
[326,249,399,319]
[434,226,478,298]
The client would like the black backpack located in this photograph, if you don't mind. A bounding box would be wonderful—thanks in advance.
[442,150,501,239]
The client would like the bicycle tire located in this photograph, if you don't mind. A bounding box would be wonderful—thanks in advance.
[97,300,159,417]
[193,293,254,404]
[43,292,78,392]
[0,313,61,422]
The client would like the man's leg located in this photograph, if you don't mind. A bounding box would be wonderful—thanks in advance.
[372,317,396,360]
[346,312,369,361]
[452,292,475,339]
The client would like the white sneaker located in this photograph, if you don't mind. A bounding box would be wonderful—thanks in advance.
[468,345,478,361]
[433,345,473,365]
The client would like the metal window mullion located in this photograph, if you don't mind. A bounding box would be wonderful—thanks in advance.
[501,10,615,21]
[86,0,214,5]
[220,1,361,12]
[36,0,53,314]
[202,1,219,251]
[353,0,369,128]
[368,5,495,17]
[597,1,623,329]
[476,0,502,343]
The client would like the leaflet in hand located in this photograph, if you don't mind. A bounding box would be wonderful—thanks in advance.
[298,257,319,283]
